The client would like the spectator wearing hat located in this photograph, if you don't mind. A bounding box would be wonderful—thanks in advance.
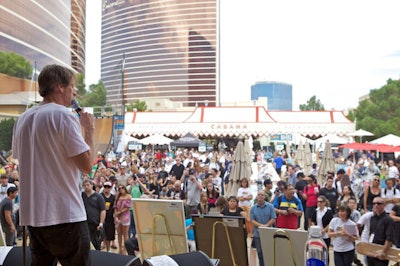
[115,164,129,187]
[100,181,116,251]
[0,175,16,203]
[0,186,18,245]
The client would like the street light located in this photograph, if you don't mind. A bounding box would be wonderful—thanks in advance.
[120,53,126,116]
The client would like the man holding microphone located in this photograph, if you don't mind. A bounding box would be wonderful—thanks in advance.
[13,64,95,266]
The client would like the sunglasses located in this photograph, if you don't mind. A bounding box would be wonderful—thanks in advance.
[374,179,380,182]
[104,186,111,188]
[372,202,383,205]
[317,200,325,203]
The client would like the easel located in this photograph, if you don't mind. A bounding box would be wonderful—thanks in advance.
[151,214,175,255]
[273,229,296,266]
[211,221,237,266]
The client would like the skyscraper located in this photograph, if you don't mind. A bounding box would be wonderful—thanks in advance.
[0,0,86,73]
[101,0,218,108]
[251,81,293,110]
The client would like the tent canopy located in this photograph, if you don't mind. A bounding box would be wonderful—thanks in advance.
[170,133,203,148]
[138,134,173,145]
[124,107,355,137]
[370,134,400,146]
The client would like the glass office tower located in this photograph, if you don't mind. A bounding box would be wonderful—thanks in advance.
[101,0,218,108]
[251,81,293,110]
[0,0,86,73]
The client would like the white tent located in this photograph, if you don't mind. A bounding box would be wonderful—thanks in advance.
[315,134,350,150]
[292,134,315,145]
[138,134,173,145]
[116,134,139,153]
[370,134,400,146]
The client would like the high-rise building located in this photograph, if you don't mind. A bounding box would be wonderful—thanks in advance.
[101,0,218,109]
[0,0,86,73]
[251,81,293,110]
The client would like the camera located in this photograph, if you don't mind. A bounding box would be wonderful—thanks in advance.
[274,187,280,194]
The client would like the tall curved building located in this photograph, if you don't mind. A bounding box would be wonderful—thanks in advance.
[0,0,86,73]
[102,0,218,108]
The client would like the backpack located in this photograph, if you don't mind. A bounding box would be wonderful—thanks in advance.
[383,188,398,195]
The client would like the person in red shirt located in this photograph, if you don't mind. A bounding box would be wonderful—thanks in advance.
[273,183,303,229]
[302,174,320,230]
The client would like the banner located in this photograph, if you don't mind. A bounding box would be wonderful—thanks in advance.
[113,115,125,152]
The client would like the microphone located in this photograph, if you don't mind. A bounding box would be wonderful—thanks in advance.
[71,99,82,117]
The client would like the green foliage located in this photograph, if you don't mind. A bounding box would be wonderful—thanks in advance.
[126,100,147,111]
[351,79,400,137]
[80,81,106,107]
[75,73,86,101]
[0,118,16,151]
[0,51,32,79]
[299,95,325,111]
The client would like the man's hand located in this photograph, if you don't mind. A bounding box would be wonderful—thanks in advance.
[97,223,103,230]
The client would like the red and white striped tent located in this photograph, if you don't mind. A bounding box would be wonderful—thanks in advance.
[124,106,355,138]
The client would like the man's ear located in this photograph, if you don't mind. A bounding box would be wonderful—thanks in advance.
[56,84,64,94]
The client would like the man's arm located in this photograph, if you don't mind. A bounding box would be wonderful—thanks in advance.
[71,112,95,174]
[4,210,15,233]
[377,240,393,260]
[98,210,106,229]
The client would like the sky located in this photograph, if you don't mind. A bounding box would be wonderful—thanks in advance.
[85,0,400,111]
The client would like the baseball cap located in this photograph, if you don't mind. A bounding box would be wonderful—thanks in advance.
[104,182,112,187]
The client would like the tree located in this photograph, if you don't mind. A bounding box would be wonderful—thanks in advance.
[0,51,32,79]
[126,100,147,111]
[75,73,86,102]
[0,118,16,151]
[80,81,106,107]
[299,95,325,111]
[350,79,400,137]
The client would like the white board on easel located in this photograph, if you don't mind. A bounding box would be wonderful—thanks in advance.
[132,198,188,262]
[259,227,308,266]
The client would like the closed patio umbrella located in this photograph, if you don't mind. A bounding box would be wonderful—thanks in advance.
[317,141,335,185]
[303,140,313,176]
[294,140,305,169]
[226,140,252,197]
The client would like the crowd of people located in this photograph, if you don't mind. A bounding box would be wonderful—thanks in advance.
[2,144,400,266]
[83,147,400,266]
